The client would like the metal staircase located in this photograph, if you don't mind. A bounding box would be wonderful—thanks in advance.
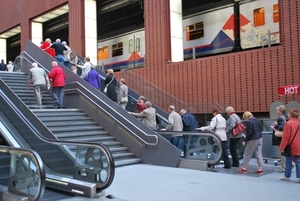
[0,72,142,166]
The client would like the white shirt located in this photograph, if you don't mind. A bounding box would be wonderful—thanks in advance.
[200,114,227,141]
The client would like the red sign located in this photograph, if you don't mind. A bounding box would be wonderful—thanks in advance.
[278,84,300,96]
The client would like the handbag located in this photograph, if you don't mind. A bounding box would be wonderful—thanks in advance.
[274,116,286,137]
[281,126,299,157]
[231,115,246,137]
[104,76,114,93]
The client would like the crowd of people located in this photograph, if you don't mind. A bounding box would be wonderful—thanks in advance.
[0,59,14,72]
[34,38,300,183]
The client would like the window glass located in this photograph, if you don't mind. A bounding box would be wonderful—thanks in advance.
[129,39,133,54]
[98,46,109,60]
[112,42,123,57]
[253,7,265,27]
[273,4,279,23]
[136,38,140,52]
[186,22,204,41]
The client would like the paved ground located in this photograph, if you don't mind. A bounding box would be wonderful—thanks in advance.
[60,159,299,201]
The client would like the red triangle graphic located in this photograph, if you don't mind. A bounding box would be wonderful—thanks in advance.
[222,14,234,30]
[128,51,142,61]
[240,13,251,27]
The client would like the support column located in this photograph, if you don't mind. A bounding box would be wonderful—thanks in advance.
[31,22,43,46]
[169,0,183,62]
[84,0,97,64]
[0,39,6,62]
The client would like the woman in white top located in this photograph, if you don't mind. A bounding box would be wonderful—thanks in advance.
[7,61,14,72]
[76,57,92,79]
[197,108,231,168]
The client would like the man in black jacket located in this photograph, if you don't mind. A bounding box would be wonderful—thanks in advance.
[0,59,7,71]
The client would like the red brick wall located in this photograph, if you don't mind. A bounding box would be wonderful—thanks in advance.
[131,0,300,113]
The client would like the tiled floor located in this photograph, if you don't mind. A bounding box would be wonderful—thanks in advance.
[59,159,299,201]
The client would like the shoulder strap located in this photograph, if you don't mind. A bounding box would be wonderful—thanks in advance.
[290,126,300,146]
[280,116,286,123]
[107,76,114,86]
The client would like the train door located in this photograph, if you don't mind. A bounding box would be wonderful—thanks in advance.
[127,32,144,69]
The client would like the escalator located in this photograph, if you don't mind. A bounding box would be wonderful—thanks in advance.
[0,145,45,201]
[0,88,115,199]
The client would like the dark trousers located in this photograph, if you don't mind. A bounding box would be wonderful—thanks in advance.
[230,138,240,167]
[51,86,64,107]
[222,141,231,167]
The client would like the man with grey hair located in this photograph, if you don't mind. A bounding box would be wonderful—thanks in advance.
[62,41,71,69]
[180,109,198,157]
[27,62,50,109]
[129,101,157,130]
[50,38,67,64]
[161,105,183,150]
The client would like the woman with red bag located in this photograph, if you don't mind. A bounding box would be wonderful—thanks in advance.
[225,106,244,167]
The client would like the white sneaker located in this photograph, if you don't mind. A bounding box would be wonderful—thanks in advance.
[280,176,290,181]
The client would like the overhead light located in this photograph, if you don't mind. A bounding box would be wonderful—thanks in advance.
[100,0,129,11]
[0,26,21,39]
[33,5,69,23]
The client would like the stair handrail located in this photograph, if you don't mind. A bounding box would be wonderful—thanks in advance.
[0,145,45,201]
[65,82,158,146]
[0,82,115,191]
[21,50,158,146]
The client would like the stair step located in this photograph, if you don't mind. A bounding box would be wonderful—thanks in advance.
[54,130,110,137]
[112,152,135,159]
[44,121,98,127]
[49,125,104,132]
[38,116,93,121]
[108,147,128,152]
[114,158,142,167]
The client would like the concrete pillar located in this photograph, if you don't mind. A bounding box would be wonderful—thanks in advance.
[31,22,43,46]
[84,0,97,65]
[169,0,183,62]
[0,39,6,62]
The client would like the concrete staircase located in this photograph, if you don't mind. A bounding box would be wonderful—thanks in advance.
[0,72,142,166]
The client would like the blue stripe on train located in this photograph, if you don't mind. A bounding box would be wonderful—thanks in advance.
[184,30,234,57]
[104,58,145,70]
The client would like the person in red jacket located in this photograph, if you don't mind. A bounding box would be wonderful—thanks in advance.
[280,108,300,182]
[48,61,66,108]
[40,38,55,57]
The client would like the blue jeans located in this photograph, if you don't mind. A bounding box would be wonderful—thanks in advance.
[64,61,70,69]
[170,136,182,151]
[285,155,300,178]
[55,55,65,64]
[51,87,64,107]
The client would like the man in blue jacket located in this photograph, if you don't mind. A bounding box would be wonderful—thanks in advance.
[180,109,198,157]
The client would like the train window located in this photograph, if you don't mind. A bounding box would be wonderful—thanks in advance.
[186,22,204,41]
[273,4,279,23]
[253,7,265,27]
[112,42,123,57]
[136,38,140,52]
[98,46,109,60]
[129,39,134,54]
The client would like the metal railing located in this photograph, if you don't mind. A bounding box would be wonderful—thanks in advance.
[0,146,45,201]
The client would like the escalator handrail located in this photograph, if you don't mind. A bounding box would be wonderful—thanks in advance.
[21,51,158,146]
[65,82,159,146]
[157,131,223,166]
[0,145,45,201]
[0,82,115,190]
